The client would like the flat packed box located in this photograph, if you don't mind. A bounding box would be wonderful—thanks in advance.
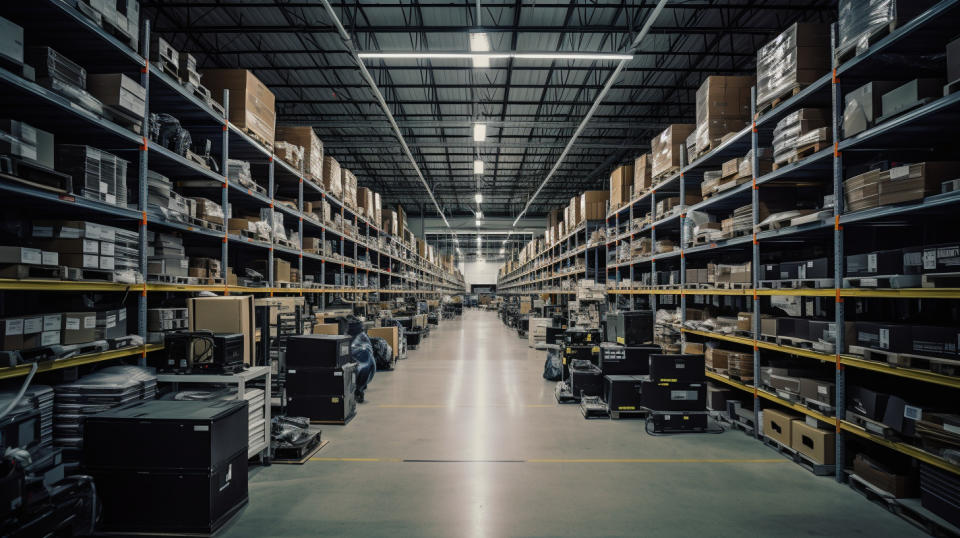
[880,78,943,121]
[634,153,652,193]
[853,453,917,498]
[756,23,830,110]
[695,75,752,155]
[923,243,960,273]
[842,81,900,138]
[275,125,323,180]
[580,190,609,221]
[878,162,960,206]
[86,73,147,119]
[799,377,835,405]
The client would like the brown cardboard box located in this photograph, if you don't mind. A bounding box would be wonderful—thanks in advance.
[303,237,321,252]
[683,342,705,354]
[705,348,728,370]
[357,187,374,220]
[86,73,147,118]
[383,210,399,236]
[736,312,753,332]
[581,190,609,221]
[853,454,917,498]
[322,156,342,197]
[609,165,634,209]
[368,326,399,359]
[721,158,741,179]
[878,162,960,206]
[34,238,99,254]
[188,296,256,365]
[61,312,97,345]
[201,69,276,149]
[790,420,835,465]
[373,192,382,225]
[844,169,883,212]
[313,322,339,335]
[763,408,799,446]
[800,377,835,406]
[341,168,357,209]
[756,23,831,110]
[228,217,255,233]
[569,196,582,226]
[651,124,695,178]
[227,267,238,286]
[275,125,323,180]
[634,153,653,194]
[190,198,224,225]
[188,266,208,278]
[274,258,292,282]
[695,75,753,155]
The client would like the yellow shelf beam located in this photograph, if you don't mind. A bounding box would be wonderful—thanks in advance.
[840,355,960,390]
[0,344,163,381]
[0,279,133,291]
[840,421,960,476]
[705,372,834,424]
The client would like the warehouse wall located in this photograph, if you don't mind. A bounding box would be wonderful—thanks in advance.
[461,261,500,288]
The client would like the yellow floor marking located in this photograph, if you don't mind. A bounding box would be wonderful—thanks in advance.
[308,457,788,464]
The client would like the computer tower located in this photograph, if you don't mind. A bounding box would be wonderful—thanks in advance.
[641,381,707,411]
[91,449,248,534]
[604,375,645,411]
[599,344,660,375]
[286,334,352,370]
[82,400,247,471]
[648,354,705,382]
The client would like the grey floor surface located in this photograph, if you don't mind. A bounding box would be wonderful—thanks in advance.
[225,309,922,537]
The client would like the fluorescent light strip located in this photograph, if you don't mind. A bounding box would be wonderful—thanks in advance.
[357,52,633,61]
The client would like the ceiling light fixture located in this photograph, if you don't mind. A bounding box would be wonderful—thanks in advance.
[473,160,484,174]
[357,52,633,62]
[469,32,490,68]
[499,248,505,254]
[473,122,487,142]
[476,210,483,219]
[475,219,482,226]
[474,192,483,203]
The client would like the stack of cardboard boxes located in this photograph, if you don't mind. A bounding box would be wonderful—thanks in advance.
[695,75,753,156]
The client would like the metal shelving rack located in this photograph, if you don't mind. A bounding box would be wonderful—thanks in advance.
[497,0,960,480]
[0,2,464,381]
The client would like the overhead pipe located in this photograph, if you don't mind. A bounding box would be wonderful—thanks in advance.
[319,0,451,228]
[512,0,670,226]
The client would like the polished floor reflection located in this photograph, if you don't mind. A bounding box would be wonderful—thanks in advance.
[227,309,921,537]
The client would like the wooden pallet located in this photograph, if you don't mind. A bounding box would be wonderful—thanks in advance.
[715,281,751,289]
[772,141,828,170]
[0,264,65,280]
[242,127,274,153]
[579,396,609,419]
[651,165,681,183]
[848,473,960,537]
[273,437,327,465]
[922,272,960,289]
[775,335,815,350]
[728,371,754,384]
[759,278,834,289]
[555,381,579,404]
[757,84,804,116]
[64,267,123,282]
[147,274,194,285]
[762,435,835,476]
[195,277,225,286]
[843,274,922,289]
[834,21,896,67]
[185,216,224,233]
[860,347,960,377]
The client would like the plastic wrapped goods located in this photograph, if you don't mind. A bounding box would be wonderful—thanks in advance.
[772,108,830,165]
[837,0,935,58]
[650,124,695,179]
[756,23,830,111]
[695,76,753,155]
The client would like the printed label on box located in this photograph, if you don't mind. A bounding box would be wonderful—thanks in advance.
[22,317,42,334]
[84,316,96,329]
[867,253,877,273]
[904,405,922,420]
[21,248,42,265]
[923,249,937,270]
[42,315,60,331]
[671,390,697,401]
[65,318,80,331]
[32,225,53,238]
[4,319,23,336]
[40,331,59,346]
[879,328,890,349]
[818,386,828,395]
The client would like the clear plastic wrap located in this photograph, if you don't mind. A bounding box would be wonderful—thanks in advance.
[695,76,752,154]
[322,155,342,196]
[772,108,830,164]
[227,159,255,188]
[756,23,830,109]
[650,124,695,178]
[260,208,286,241]
[274,140,305,170]
[836,0,933,56]
[341,168,357,208]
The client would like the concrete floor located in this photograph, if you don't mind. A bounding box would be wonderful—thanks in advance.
[227,309,921,537]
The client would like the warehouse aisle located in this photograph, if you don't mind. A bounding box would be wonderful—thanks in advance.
[230,310,921,537]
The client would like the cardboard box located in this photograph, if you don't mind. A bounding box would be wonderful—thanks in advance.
[705,347,728,370]
[61,312,97,345]
[842,81,900,138]
[847,385,888,421]
[0,317,24,350]
[60,253,99,269]
[791,420,835,465]
[313,322,339,335]
[721,157,740,178]
[188,296,256,366]
[763,408,799,446]
[756,23,830,110]
[201,69,276,148]
[853,453,917,498]
[695,75,753,154]
[86,73,147,119]
[36,238,99,254]
[357,187,375,220]
[322,155,342,197]
[651,124,695,178]
[799,377,835,406]
[580,190,609,221]
[682,342,705,354]
[341,168,357,209]
[569,196,582,226]
[274,258,292,282]
[878,162,960,206]
[0,246,42,265]
[368,326,399,359]
[275,125,323,180]
[634,153,652,194]
[609,164,634,209]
